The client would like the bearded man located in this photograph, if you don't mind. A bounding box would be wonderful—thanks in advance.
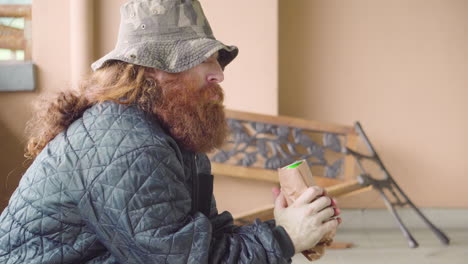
[0,0,340,263]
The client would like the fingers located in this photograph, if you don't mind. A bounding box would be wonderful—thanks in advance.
[320,217,340,236]
[306,196,332,215]
[271,187,281,202]
[274,190,288,210]
[293,186,324,207]
[316,207,336,223]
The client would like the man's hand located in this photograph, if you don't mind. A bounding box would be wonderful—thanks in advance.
[272,187,341,254]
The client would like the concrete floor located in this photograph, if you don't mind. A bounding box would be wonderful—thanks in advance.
[291,228,467,264]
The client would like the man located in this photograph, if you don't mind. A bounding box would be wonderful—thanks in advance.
[0,0,340,263]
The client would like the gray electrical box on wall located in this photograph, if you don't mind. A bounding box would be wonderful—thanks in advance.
[0,61,35,91]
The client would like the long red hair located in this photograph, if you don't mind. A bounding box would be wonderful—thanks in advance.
[25,61,160,159]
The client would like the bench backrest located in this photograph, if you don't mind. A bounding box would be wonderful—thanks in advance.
[209,109,359,188]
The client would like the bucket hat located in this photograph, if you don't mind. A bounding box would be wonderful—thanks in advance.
[91,0,238,73]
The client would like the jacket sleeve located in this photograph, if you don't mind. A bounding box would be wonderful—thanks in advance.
[78,145,293,263]
[207,197,295,263]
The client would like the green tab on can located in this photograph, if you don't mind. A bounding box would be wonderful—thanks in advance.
[286,161,303,169]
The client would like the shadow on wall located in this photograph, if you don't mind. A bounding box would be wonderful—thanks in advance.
[0,120,29,211]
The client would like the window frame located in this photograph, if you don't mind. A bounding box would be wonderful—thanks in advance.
[0,4,35,92]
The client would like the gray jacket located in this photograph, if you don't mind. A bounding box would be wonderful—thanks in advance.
[0,102,294,263]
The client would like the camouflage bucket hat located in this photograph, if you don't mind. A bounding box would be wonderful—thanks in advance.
[91,0,238,73]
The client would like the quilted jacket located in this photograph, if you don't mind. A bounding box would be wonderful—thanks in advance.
[0,102,294,263]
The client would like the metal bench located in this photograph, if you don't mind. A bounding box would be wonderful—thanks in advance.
[209,109,450,248]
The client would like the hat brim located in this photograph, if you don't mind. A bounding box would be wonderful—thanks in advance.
[91,38,238,73]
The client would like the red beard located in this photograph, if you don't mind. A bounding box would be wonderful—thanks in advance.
[153,75,229,153]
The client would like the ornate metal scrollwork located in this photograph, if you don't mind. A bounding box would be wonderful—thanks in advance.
[209,118,347,179]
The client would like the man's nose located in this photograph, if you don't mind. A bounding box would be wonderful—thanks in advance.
[207,65,224,83]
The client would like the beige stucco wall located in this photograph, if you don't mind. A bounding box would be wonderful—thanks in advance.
[279,0,468,208]
[0,1,71,209]
[1,0,466,213]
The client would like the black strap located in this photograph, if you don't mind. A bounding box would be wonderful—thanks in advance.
[190,171,199,216]
[191,172,213,217]
[197,173,213,217]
